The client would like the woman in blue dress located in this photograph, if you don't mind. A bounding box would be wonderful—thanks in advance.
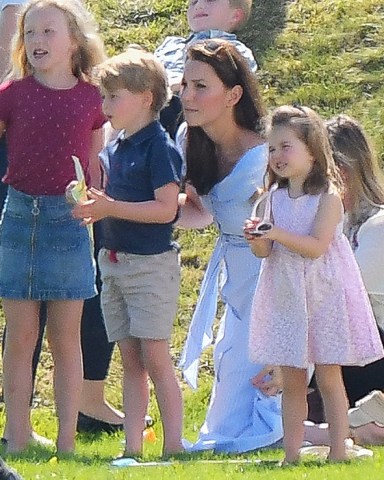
[178,39,283,453]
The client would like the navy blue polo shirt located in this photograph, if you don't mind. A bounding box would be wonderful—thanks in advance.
[100,121,182,255]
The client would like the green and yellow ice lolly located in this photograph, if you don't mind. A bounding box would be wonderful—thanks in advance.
[69,155,94,251]
[70,155,88,204]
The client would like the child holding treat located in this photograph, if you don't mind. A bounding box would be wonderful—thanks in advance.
[0,0,105,453]
[73,47,183,459]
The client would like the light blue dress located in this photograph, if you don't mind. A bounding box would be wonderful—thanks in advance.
[180,144,283,453]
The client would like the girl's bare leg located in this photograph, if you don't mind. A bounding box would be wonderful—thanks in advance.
[281,366,308,463]
[2,300,40,452]
[46,300,83,453]
[142,339,183,456]
[315,364,349,461]
[118,337,148,456]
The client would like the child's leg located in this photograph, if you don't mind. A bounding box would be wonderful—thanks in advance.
[118,337,149,456]
[142,339,183,455]
[2,299,40,452]
[315,364,349,461]
[281,366,308,463]
[46,300,83,453]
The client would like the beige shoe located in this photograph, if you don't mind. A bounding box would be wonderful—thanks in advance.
[299,439,373,460]
[348,390,384,428]
[345,442,374,459]
[30,431,55,447]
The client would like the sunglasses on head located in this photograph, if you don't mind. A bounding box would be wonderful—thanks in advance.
[197,40,238,71]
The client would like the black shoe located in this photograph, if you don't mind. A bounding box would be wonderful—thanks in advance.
[0,457,23,480]
[76,412,154,434]
[76,412,124,434]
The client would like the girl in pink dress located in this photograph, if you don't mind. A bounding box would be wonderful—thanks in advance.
[244,105,384,464]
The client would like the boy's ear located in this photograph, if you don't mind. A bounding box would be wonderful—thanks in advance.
[142,90,153,109]
[229,8,245,31]
[226,85,243,107]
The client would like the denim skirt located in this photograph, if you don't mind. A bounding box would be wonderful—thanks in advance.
[0,187,96,300]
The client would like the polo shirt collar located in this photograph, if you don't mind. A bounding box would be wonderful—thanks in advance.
[117,121,162,146]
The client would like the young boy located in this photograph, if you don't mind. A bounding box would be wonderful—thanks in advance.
[73,47,183,458]
[155,0,256,93]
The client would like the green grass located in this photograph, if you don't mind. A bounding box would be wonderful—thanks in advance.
[3,438,384,479]
[1,0,384,477]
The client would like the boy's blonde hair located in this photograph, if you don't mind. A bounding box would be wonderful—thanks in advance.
[11,0,105,80]
[96,46,170,116]
[230,0,252,30]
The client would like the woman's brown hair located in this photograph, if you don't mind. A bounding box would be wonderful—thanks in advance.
[326,114,384,222]
[184,39,266,195]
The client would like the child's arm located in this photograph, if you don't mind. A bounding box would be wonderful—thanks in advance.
[176,183,213,229]
[73,182,180,224]
[263,192,343,259]
[154,35,185,93]
[88,128,104,188]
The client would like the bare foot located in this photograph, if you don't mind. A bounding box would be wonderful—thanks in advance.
[80,400,124,425]
[327,450,348,462]
[280,457,300,466]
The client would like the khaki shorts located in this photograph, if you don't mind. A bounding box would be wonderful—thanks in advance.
[99,248,180,341]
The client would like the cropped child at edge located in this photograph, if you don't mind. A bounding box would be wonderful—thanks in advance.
[0,0,105,454]
[156,0,257,94]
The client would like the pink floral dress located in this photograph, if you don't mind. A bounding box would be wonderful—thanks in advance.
[249,188,384,368]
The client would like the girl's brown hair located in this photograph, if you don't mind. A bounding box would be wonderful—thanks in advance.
[11,0,105,81]
[266,105,343,195]
[185,39,266,195]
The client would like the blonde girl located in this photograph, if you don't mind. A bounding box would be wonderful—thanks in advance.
[0,0,105,453]
[244,105,384,463]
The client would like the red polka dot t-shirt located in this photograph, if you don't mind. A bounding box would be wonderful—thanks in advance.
[0,76,106,195]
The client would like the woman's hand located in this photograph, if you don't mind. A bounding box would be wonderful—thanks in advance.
[251,366,283,396]
[176,183,213,228]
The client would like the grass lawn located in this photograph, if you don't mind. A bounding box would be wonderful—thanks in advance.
[1,408,383,480]
[0,0,384,477]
